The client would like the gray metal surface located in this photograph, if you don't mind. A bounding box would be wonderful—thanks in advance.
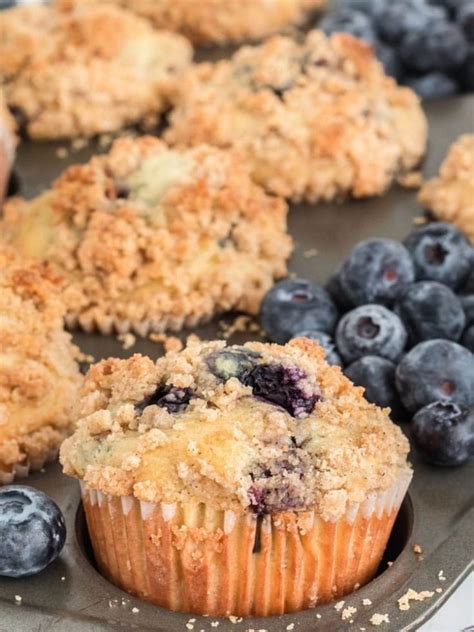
[0,96,473,631]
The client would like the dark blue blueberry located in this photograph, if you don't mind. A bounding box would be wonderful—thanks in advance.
[395,339,474,412]
[260,279,338,344]
[405,72,458,98]
[339,239,415,307]
[247,449,312,514]
[320,8,378,44]
[336,304,407,363]
[207,349,259,381]
[457,1,474,41]
[344,356,405,419]
[462,324,474,352]
[136,385,192,413]
[458,45,474,90]
[460,294,474,324]
[0,486,66,578]
[374,43,403,80]
[338,0,376,14]
[395,282,466,343]
[293,330,343,366]
[401,20,469,73]
[460,266,474,294]
[412,401,474,466]
[404,223,473,289]
[325,272,353,311]
[374,0,446,44]
[243,363,320,418]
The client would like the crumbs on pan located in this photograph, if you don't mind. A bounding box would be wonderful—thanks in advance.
[219,315,262,339]
[14,595,22,605]
[370,613,390,626]
[334,600,345,612]
[56,147,69,159]
[210,623,219,628]
[131,607,140,614]
[149,333,183,353]
[398,588,434,611]
[438,570,446,582]
[413,544,423,554]
[397,171,423,189]
[228,616,243,623]
[362,598,372,606]
[413,215,429,225]
[303,247,318,258]
[118,333,136,350]
[286,625,295,631]
[342,606,357,621]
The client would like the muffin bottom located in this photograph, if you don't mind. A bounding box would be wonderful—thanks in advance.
[81,473,411,617]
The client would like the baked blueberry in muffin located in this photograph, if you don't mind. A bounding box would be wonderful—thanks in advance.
[0,136,292,335]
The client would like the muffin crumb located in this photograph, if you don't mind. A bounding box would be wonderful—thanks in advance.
[334,601,345,611]
[342,606,357,620]
[370,613,390,626]
[118,333,136,350]
[413,543,422,554]
[438,570,446,582]
[362,598,372,606]
[398,588,434,611]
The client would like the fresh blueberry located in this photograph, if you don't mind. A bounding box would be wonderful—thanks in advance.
[339,239,415,307]
[336,304,407,363]
[293,330,343,366]
[374,0,446,44]
[338,0,376,15]
[243,363,320,418]
[460,266,474,294]
[405,72,458,98]
[344,356,405,419]
[260,279,338,344]
[207,349,259,381]
[136,385,193,413]
[325,272,353,311]
[395,339,474,412]
[247,449,312,514]
[457,1,474,41]
[395,282,466,343]
[460,294,474,324]
[320,8,378,44]
[401,20,469,73]
[412,401,474,466]
[374,43,403,80]
[403,223,473,289]
[0,486,66,578]
[462,324,474,352]
[458,45,474,90]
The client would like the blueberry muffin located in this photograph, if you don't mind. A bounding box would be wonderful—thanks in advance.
[419,135,474,242]
[166,31,428,202]
[1,136,292,335]
[62,0,326,45]
[0,247,82,484]
[0,90,16,204]
[0,3,192,139]
[60,337,411,617]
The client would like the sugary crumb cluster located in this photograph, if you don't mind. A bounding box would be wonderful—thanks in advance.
[419,134,474,242]
[0,3,192,139]
[1,136,292,335]
[60,337,410,521]
[0,247,82,481]
[166,30,427,202]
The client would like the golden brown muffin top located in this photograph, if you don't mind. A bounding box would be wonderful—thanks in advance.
[0,247,82,477]
[61,337,411,521]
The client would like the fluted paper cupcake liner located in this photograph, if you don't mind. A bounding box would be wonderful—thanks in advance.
[0,444,60,485]
[0,119,15,204]
[80,472,412,617]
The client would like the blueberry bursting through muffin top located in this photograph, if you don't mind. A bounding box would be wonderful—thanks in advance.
[60,339,411,522]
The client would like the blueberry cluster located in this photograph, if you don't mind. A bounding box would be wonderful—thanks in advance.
[260,223,474,466]
[319,0,474,98]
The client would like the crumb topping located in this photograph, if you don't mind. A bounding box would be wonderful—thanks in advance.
[0,247,82,476]
[166,30,427,202]
[1,136,292,335]
[419,134,474,242]
[0,3,192,139]
[60,337,410,521]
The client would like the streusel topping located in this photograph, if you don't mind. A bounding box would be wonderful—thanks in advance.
[419,134,474,242]
[166,30,427,202]
[1,136,292,334]
[60,337,411,521]
[0,247,82,478]
[60,0,326,45]
[0,3,192,139]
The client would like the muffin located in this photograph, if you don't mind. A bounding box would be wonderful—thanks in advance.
[60,337,412,617]
[419,134,474,242]
[0,90,16,204]
[1,136,292,335]
[0,247,82,484]
[0,3,192,139]
[165,30,428,202]
[59,0,326,45]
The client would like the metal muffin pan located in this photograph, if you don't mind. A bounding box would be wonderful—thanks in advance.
[0,92,473,631]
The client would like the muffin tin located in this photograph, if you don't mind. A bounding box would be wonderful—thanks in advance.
[0,82,473,632]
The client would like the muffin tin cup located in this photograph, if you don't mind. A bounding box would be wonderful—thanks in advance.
[79,472,412,618]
